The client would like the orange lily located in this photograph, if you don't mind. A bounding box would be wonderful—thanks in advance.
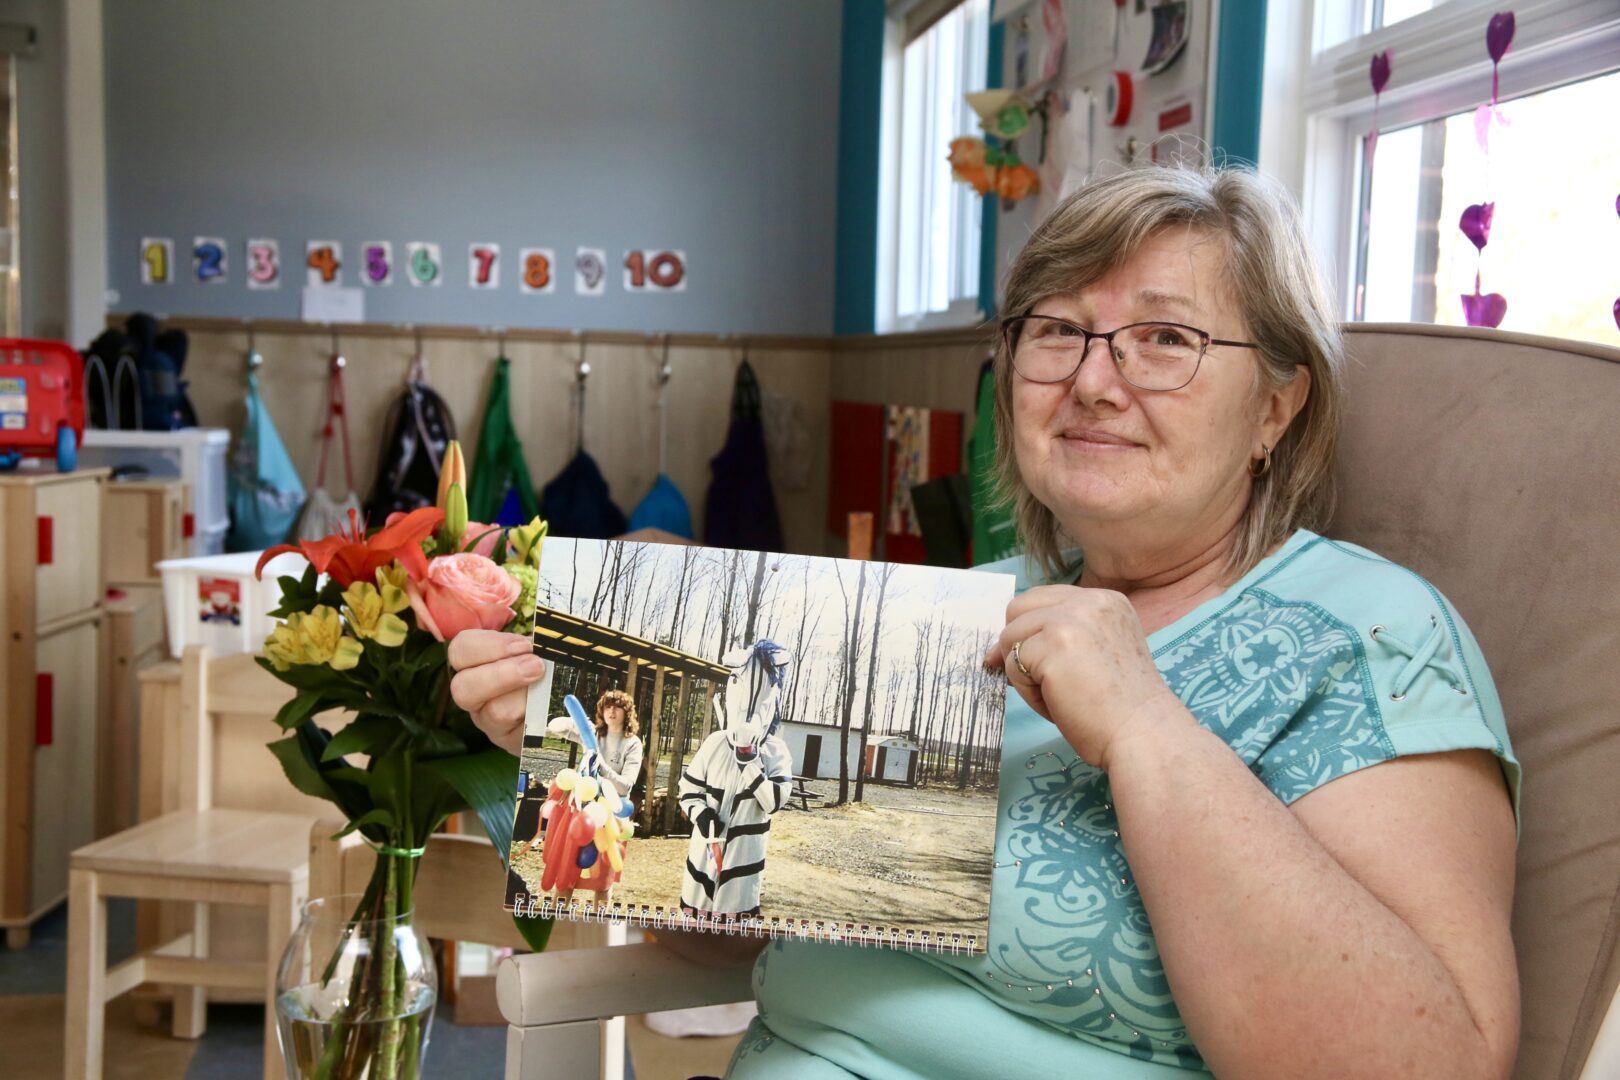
[254,507,444,586]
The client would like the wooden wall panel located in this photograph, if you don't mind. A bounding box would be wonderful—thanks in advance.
[172,322,986,558]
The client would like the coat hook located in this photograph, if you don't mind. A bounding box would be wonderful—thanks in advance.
[330,326,345,370]
[494,325,508,357]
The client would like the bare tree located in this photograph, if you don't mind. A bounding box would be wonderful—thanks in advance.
[854,563,897,802]
[741,550,769,646]
[832,562,869,805]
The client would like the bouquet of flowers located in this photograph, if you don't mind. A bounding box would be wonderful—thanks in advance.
[255,441,548,1078]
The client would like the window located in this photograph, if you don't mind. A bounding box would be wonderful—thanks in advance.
[880,0,991,332]
[1272,0,1620,345]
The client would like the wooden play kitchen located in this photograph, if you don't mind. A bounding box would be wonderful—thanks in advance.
[0,467,106,948]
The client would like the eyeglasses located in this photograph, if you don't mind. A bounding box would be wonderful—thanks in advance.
[1002,314,1261,392]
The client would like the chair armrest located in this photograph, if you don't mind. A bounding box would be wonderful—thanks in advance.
[496,940,753,1026]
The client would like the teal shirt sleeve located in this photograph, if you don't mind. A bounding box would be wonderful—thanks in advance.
[1225,537,1520,823]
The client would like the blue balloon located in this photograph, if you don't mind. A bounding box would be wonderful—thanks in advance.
[614,799,633,818]
[564,694,599,755]
[576,844,599,869]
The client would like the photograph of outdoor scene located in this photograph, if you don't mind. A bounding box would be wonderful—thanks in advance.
[506,537,1015,946]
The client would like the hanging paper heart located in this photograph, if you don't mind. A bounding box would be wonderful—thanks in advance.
[1369,51,1392,95]
[1459,202,1495,252]
[1461,290,1508,328]
[1486,12,1515,64]
[1613,297,1620,333]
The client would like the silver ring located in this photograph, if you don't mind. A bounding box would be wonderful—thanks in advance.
[1011,640,1032,679]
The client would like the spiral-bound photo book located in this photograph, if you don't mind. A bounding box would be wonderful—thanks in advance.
[503,537,1014,954]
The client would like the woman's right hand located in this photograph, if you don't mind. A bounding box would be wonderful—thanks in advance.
[447,630,547,756]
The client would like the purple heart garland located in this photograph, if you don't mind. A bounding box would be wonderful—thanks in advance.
[1459,202,1494,252]
[1487,13,1515,101]
[1462,289,1508,329]
[1369,51,1391,95]
[1487,13,1515,64]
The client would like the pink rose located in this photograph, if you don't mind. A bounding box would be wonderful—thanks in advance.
[406,552,521,641]
[462,522,502,558]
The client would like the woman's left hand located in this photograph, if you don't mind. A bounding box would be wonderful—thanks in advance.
[986,585,1189,768]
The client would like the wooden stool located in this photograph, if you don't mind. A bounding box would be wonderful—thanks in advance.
[65,808,312,1079]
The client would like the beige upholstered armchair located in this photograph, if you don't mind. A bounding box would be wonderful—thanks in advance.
[499,324,1620,1080]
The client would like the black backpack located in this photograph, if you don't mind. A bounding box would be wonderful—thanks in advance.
[364,377,458,521]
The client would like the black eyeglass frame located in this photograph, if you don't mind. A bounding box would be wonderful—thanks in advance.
[1001,314,1262,392]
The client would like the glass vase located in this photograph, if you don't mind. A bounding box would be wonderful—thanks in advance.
[274,890,437,1080]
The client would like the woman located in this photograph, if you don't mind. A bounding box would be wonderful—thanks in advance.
[449,164,1520,1078]
[545,687,645,799]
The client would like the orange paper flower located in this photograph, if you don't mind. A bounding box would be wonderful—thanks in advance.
[996,162,1041,202]
[254,506,444,587]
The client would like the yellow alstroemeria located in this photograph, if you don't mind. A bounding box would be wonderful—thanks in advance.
[509,516,548,567]
[263,605,363,671]
[374,562,412,615]
[341,581,409,647]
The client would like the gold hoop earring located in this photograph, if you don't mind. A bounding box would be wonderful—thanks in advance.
[1249,445,1272,478]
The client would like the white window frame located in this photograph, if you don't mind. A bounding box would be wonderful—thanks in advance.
[877,0,990,335]
[1261,0,1620,319]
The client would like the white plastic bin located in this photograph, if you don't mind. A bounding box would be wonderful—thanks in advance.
[157,550,309,659]
[81,429,230,556]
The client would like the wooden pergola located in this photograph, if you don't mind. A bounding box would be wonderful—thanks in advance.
[531,606,731,835]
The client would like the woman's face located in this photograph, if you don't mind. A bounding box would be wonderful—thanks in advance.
[1011,227,1304,550]
[602,705,626,732]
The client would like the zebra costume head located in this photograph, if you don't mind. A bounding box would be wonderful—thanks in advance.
[717,639,793,748]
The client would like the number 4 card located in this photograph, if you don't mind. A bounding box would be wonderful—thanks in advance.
[306,240,343,287]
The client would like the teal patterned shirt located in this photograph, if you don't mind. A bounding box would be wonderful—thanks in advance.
[732,529,1519,1079]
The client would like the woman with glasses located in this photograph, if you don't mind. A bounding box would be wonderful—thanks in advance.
[448,164,1521,1079]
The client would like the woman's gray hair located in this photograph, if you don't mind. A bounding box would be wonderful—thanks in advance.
[992,162,1344,582]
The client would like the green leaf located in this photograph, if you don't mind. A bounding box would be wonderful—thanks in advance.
[332,808,395,840]
[321,714,403,762]
[411,727,466,759]
[421,749,520,867]
[272,692,330,731]
[267,730,342,806]
[511,913,554,952]
[268,564,320,618]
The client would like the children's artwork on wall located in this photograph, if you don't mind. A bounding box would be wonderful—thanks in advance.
[361,241,393,286]
[827,401,964,565]
[405,242,443,287]
[520,248,556,294]
[623,250,686,292]
[192,237,227,285]
[245,238,280,290]
[1141,0,1188,75]
[575,248,606,296]
[470,243,501,289]
[139,237,172,285]
[306,240,342,287]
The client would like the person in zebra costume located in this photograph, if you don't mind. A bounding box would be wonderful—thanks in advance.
[678,639,794,917]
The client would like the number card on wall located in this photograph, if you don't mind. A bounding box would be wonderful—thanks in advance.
[192,237,227,285]
[140,238,173,285]
[306,240,343,286]
[574,247,606,297]
[406,242,442,287]
[623,249,687,292]
[519,248,555,294]
[469,243,500,290]
[362,241,393,287]
[246,239,280,290]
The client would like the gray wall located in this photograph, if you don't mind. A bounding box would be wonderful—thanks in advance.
[104,1,843,335]
[2,0,67,339]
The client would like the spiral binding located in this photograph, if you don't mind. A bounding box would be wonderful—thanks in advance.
[508,895,979,955]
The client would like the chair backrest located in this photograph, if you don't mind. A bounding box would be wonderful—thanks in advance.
[1327,323,1620,1080]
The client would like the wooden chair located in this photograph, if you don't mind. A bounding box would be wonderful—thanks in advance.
[65,645,316,1080]
[498,324,1620,1080]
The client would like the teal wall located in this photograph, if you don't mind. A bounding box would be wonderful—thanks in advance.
[834,0,885,336]
[1211,0,1268,166]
